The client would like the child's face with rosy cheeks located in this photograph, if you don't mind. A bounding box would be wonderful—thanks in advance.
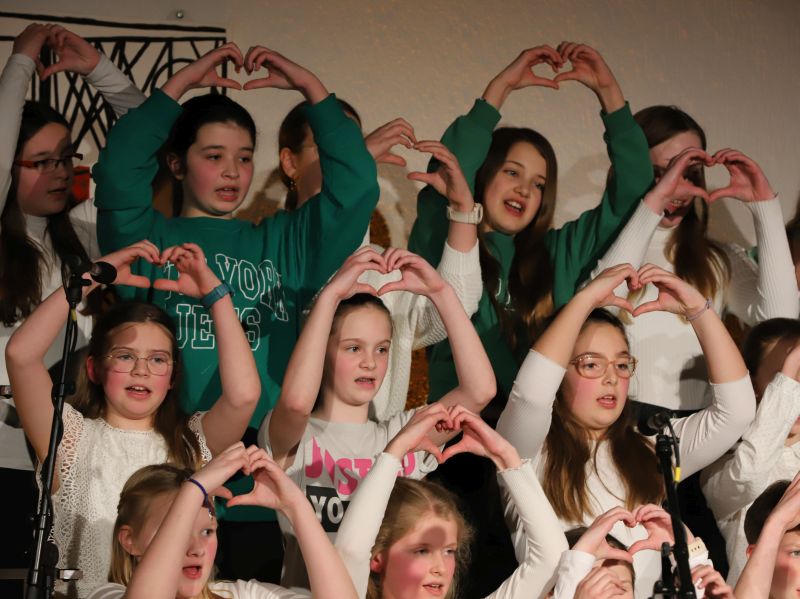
[122,492,218,599]
[322,305,391,410]
[14,122,75,217]
[172,121,255,218]
[561,322,632,438]
[372,513,459,599]
[481,141,547,236]
[88,322,175,430]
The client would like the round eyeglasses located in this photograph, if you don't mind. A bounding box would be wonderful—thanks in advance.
[103,351,173,376]
[568,354,638,379]
[14,152,83,173]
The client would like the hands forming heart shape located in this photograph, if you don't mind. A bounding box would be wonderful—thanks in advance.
[585,263,709,319]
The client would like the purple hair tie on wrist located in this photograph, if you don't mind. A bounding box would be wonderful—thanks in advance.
[186,477,212,510]
[686,298,712,322]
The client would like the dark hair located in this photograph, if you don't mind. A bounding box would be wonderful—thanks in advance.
[0,101,91,326]
[742,318,800,376]
[475,127,558,350]
[164,93,257,216]
[71,301,202,470]
[278,98,360,211]
[330,292,392,335]
[744,480,796,544]
[633,106,730,301]
[543,309,663,521]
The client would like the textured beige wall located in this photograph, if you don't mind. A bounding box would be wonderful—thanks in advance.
[4,0,799,246]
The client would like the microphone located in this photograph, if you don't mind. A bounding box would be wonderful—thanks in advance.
[64,255,117,285]
[637,410,673,436]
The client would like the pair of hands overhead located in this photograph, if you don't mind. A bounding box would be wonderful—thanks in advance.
[647,147,775,212]
[191,442,305,513]
[386,403,522,471]
[582,263,709,319]
[574,505,734,599]
[324,246,450,301]
[93,240,221,299]
[13,22,102,79]
[484,42,624,112]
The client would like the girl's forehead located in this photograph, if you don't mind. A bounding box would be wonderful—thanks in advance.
[334,306,392,338]
[109,322,173,349]
[574,322,628,355]
[193,121,254,149]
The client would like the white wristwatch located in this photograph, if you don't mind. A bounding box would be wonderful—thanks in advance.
[446,203,483,225]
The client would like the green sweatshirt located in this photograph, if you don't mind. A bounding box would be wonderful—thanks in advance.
[94,90,379,519]
[408,99,653,404]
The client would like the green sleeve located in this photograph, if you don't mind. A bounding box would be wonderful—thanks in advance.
[93,90,179,254]
[545,102,654,308]
[408,99,500,265]
[280,93,379,296]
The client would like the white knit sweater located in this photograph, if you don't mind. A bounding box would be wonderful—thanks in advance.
[701,372,800,585]
[0,53,145,470]
[590,199,798,410]
[496,350,755,599]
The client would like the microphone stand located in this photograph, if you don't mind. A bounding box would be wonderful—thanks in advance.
[651,423,696,599]
[25,271,87,599]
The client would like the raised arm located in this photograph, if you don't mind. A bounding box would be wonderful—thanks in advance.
[40,25,146,118]
[709,149,800,323]
[227,446,359,599]
[153,243,259,455]
[94,43,243,256]
[496,264,639,458]
[0,24,49,215]
[377,251,496,446]
[263,248,387,468]
[735,473,800,599]
[5,240,159,463]
[633,265,755,477]
[702,346,800,521]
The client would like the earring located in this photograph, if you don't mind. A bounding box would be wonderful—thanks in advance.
[289,178,297,191]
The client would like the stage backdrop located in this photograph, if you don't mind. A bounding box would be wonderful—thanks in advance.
[2,0,799,248]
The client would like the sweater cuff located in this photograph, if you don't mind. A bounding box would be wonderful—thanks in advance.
[147,89,184,128]
[84,53,114,84]
[745,194,781,221]
[7,53,36,76]
[438,240,480,276]
[468,98,502,131]
[304,92,348,136]
[600,101,636,137]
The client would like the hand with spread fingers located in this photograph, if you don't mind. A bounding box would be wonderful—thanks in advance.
[440,405,522,470]
[242,45,328,104]
[323,247,386,301]
[574,506,637,563]
[482,45,563,109]
[708,148,775,204]
[408,140,474,212]
[554,42,624,113]
[40,25,101,78]
[153,243,221,299]
[384,403,455,464]
[377,248,447,298]
[632,264,708,319]
[365,118,417,167]
[161,42,244,100]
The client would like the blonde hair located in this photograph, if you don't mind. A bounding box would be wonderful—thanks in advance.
[368,478,473,599]
[109,464,222,599]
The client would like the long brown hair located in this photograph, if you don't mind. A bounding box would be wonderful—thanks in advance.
[368,478,473,599]
[634,106,730,300]
[476,128,558,350]
[109,464,222,599]
[71,302,202,470]
[0,101,91,326]
[542,310,663,522]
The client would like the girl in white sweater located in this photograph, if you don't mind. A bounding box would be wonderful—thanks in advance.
[590,106,797,412]
[496,263,755,598]
[87,442,357,599]
[701,318,800,585]
[335,404,567,599]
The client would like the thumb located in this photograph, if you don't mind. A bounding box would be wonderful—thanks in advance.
[631,300,661,317]
[152,278,180,292]
[377,153,407,167]
[39,62,66,80]
[407,171,442,191]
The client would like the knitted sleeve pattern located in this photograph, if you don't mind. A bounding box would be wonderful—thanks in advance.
[188,411,212,465]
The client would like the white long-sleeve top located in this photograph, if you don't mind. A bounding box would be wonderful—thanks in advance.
[358,239,482,421]
[701,372,800,585]
[496,350,755,599]
[335,452,567,599]
[590,198,798,410]
[0,52,146,471]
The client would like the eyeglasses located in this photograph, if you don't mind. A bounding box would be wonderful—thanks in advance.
[569,354,638,379]
[103,351,173,376]
[14,153,83,173]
